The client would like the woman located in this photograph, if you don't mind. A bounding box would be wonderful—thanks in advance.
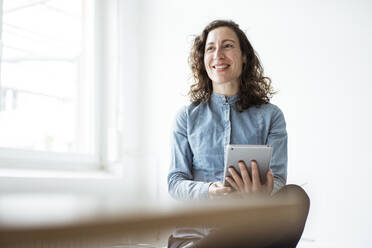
[167,20,309,247]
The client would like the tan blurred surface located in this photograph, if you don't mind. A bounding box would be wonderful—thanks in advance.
[0,189,307,248]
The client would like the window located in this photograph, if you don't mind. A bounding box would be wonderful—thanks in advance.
[0,0,118,170]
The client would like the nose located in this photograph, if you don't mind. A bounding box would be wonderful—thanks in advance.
[213,46,224,59]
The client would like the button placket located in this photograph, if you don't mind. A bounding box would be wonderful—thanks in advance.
[224,103,231,146]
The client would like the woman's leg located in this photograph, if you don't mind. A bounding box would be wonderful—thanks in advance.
[195,184,310,248]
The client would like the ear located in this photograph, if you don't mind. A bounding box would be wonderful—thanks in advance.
[242,54,247,64]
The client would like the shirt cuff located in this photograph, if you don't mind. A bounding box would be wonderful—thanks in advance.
[271,177,285,195]
[200,182,213,199]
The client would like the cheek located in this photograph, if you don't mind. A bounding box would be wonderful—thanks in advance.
[204,57,213,76]
[203,55,209,69]
[234,56,244,71]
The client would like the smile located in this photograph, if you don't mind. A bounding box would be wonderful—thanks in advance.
[212,64,230,70]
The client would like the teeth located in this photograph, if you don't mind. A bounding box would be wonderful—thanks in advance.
[214,65,229,69]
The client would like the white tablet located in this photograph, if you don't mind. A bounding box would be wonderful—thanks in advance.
[223,144,273,186]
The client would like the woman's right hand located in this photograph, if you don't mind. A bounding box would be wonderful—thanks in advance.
[208,181,233,199]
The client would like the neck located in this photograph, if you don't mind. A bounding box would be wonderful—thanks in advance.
[212,81,239,97]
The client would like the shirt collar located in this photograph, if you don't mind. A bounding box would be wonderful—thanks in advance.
[210,91,238,105]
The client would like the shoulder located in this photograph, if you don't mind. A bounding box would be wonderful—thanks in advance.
[173,102,201,130]
[247,103,284,118]
[256,103,286,130]
[245,103,286,129]
[175,102,204,121]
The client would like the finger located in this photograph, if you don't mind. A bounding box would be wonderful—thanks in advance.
[265,169,274,194]
[215,185,232,195]
[251,160,261,188]
[238,161,252,191]
[209,182,226,198]
[225,176,239,191]
[208,183,218,197]
[229,166,245,191]
[215,181,224,187]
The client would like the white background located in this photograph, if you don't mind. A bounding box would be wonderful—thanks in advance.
[118,0,372,247]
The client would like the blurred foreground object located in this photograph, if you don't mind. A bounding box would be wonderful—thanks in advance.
[0,185,309,248]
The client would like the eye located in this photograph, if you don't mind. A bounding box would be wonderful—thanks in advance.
[224,43,234,48]
[205,46,214,52]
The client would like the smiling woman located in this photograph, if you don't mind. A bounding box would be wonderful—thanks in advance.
[168,19,285,200]
[167,19,309,248]
[188,20,275,112]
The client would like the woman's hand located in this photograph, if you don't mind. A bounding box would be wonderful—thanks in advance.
[208,181,233,199]
[225,160,274,196]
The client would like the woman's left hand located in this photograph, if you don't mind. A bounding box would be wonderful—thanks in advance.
[225,160,274,195]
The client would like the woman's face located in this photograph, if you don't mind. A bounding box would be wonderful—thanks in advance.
[204,26,246,88]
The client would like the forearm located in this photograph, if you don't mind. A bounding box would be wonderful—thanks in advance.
[168,175,211,200]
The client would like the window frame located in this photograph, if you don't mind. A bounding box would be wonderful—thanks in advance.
[0,0,119,172]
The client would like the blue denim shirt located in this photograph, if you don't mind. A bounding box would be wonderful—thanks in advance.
[168,92,287,200]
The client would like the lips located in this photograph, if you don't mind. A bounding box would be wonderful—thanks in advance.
[212,64,230,71]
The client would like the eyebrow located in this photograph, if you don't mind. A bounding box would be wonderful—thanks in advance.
[206,39,236,46]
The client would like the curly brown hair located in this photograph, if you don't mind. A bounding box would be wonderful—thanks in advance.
[188,20,275,111]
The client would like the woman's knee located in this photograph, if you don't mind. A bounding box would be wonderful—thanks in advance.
[276,184,310,213]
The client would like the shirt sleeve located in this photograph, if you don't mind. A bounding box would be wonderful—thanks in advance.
[167,106,211,200]
[266,106,288,194]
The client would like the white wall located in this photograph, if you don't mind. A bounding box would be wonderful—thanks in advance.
[120,0,372,246]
